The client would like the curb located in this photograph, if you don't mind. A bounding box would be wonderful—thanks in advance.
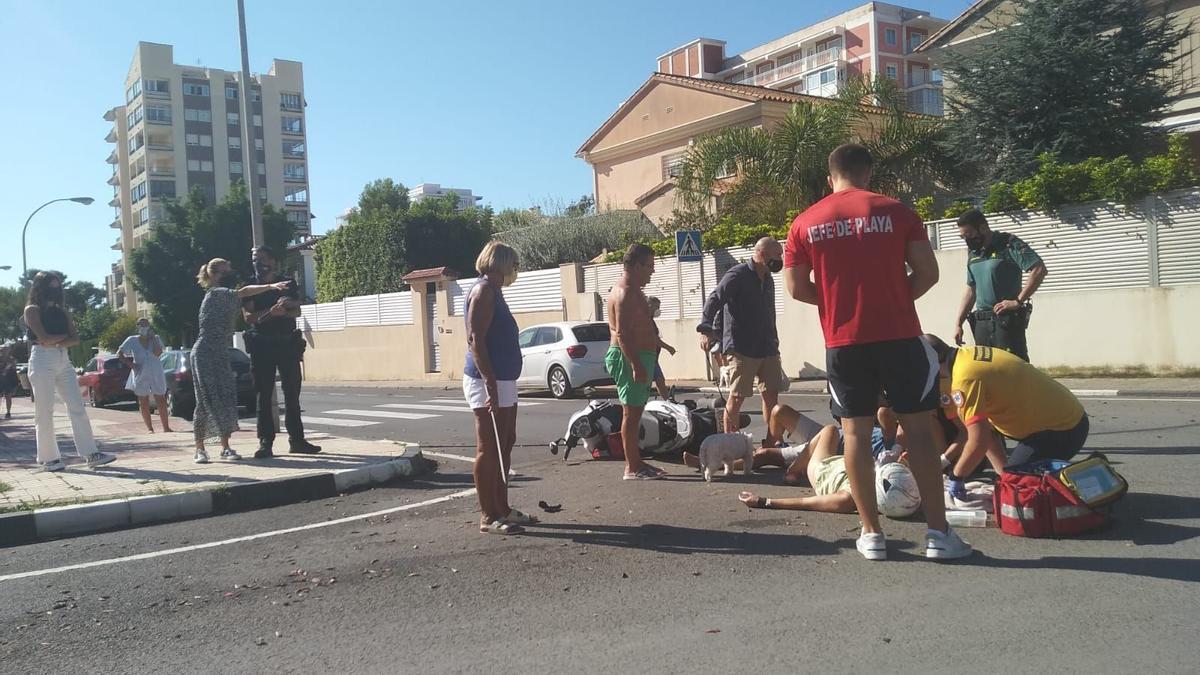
[697,385,1199,399]
[0,444,433,547]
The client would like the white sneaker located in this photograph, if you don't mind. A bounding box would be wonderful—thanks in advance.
[926,526,974,560]
[86,452,116,468]
[194,450,210,464]
[856,531,887,561]
[220,448,242,461]
[41,459,65,472]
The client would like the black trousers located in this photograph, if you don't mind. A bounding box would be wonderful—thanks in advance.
[969,307,1031,362]
[249,337,304,446]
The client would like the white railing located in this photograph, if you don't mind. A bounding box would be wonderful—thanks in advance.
[301,291,413,332]
[736,48,844,87]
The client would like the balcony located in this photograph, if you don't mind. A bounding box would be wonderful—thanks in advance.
[908,69,943,88]
[108,195,120,207]
[906,88,944,116]
[107,172,120,186]
[109,218,121,229]
[733,48,844,88]
[111,238,123,251]
[106,149,118,164]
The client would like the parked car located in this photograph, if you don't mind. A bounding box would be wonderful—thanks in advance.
[77,354,137,408]
[516,321,613,398]
[15,363,31,397]
[160,348,257,421]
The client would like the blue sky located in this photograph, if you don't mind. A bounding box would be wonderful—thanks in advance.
[0,0,969,290]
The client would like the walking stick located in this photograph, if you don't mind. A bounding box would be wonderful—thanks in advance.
[489,408,508,487]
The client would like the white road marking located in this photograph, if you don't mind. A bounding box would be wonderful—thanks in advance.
[1073,389,1120,397]
[300,416,380,428]
[322,408,439,420]
[431,397,545,406]
[422,451,477,463]
[1088,396,1200,404]
[378,403,476,413]
[0,488,478,584]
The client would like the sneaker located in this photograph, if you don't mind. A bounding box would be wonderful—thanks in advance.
[926,526,974,560]
[289,439,322,455]
[41,458,65,472]
[194,450,210,464]
[86,452,117,468]
[856,531,887,561]
[220,448,242,461]
[253,442,274,460]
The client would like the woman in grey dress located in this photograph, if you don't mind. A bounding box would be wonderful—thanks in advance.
[192,258,291,464]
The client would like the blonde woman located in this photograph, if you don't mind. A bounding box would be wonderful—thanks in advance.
[464,242,534,534]
[191,258,290,463]
[23,271,115,471]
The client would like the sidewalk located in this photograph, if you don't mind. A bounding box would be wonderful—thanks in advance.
[0,399,429,545]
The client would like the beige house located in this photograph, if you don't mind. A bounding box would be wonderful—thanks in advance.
[915,0,1200,134]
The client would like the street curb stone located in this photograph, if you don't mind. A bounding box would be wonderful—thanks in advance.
[0,445,430,547]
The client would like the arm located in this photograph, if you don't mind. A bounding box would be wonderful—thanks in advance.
[466,285,497,384]
[759,493,857,513]
[784,262,818,305]
[236,281,289,299]
[151,335,164,358]
[954,285,976,345]
[1018,262,1047,303]
[659,337,676,356]
[953,419,1002,478]
[118,340,135,370]
[905,239,940,301]
[696,284,726,350]
[22,306,68,346]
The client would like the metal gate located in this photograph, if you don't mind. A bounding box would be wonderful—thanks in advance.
[425,282,440,372]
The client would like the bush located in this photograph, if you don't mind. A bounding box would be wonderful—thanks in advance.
[914,196,935,222]
[982,182,1022,213]
[941,199,975,220]
[602,216,790,263]
[496,210,659,270]
[99,315,138,353]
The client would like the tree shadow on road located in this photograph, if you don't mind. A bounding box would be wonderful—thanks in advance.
[1096,445,1200,457]
[524,521,854,557]
[961,554,1200,583]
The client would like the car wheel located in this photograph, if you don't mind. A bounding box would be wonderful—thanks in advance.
[169,389,194,421]
[548,366,572,399]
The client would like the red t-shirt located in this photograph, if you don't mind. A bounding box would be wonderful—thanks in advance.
[784,188,927,348]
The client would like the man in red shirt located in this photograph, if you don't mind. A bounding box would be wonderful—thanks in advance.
[783,143,973,561]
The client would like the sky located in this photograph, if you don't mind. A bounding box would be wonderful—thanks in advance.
[0,0,970,290]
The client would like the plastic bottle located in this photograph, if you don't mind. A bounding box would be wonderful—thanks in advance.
[946,510,989,528]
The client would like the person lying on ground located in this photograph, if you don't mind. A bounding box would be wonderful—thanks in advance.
[736,423,856,513]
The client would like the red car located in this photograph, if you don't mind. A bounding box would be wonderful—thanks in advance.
[77,353,137,408]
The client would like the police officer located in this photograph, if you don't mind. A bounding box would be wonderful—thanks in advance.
[952,210,1047,362]
[243,246,321,458]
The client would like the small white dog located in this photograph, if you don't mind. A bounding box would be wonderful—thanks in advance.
[699,432,755,482]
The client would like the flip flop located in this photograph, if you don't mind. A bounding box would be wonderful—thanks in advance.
[623,467,664,480]
[505,508,540,525]
[480,520,524,535]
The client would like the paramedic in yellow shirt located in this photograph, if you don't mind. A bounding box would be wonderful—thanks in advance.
[923,335,1089,503]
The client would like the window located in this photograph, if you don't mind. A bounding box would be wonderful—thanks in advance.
[227,112,240,126]
[127,133,144,154]
[83,359,97,374]
[250,88,261,102]
[254,138,264,151]
[281,116,303,134]
[518,328,537,349]
[280,93,302,110]
[885,64,898,80]
[138,206,150,224]
[283,162,306,179]
[184,108,211,122]
[185,133,212,147]
[257,163,266,175]
[258,187,268,201]
[253,114,263,127]
[662,153,685,180]
[286,210,308,224]
[150,180,175,198]
[126,105,143,129]
[130,181,147,203]
[228,136,242,149]
[183,83,210,97]
[230,161,243,174]
[283,140,305,157]
[144,105,170,123]
[187,159,213,172]
[533,327,563,346]
[144,79,169,95]
[908,32,926,53]
[225,85,239,99]
[885,28,897,45]
[126,79,142,103]
[284,187,308,204]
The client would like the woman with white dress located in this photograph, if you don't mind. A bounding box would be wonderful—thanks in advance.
[118,318,171,433]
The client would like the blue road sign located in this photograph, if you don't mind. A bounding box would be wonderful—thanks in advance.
[676,230,702,262]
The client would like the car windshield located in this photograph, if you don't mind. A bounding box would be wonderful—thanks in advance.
[102,358,125,370]
[572,324,610,343]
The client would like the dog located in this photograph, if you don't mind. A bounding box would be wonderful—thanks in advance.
[699,432,755,482]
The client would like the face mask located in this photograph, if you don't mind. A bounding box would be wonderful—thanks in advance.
[253,261,273,277]
[138,326,150,337]
[767,259,783,274]
[653,308,662,318]
[219,272,239,288]
[503,270,519,287]
[965,235,986,251]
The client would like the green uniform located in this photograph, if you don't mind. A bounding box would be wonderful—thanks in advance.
[966,231,1042,362]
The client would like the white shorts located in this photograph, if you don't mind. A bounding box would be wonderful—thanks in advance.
[463,376,518,409]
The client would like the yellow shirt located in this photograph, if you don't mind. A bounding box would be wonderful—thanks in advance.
[949,346,1084,439]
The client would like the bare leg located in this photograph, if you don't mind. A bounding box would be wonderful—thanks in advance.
[767,404,799,447]
[896,411,949,533]
[472,409,502,523]
[495,405,517,517]
[622,404,649,473]
[155,394,173,432]
[654,375,669,400]
[760,389,779,439]
[724,394,745,433]
[220,433,234,452]
[842,416,882,533]
[138,396,154,432]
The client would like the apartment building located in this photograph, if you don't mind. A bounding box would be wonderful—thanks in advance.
[103,42,311,316]
[656,2,947,115]
[407,183,482,211]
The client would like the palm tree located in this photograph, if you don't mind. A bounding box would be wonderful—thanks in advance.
[675,77,957,228]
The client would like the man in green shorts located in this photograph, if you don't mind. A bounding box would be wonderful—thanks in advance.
[605,244,666,481]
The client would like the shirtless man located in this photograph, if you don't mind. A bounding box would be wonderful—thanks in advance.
[736,423,857,514]
[605,244,666,480]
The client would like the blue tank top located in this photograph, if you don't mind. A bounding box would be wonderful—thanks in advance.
[463,277,523,381]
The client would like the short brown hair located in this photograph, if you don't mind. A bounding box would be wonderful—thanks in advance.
[622,243,654,270]
[828,143,873,181]
[956,209,987,229]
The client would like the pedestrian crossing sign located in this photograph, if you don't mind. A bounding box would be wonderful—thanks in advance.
[676,230,703,262]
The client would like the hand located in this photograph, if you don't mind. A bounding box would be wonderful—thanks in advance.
[632,363,650,384]
[269,304,287,317]
[666,345,677,356]
[272,281,291,291]
[993,299,1021,315]
[484,378,499,413]
[953,324,965,346]
[700,335,712,352]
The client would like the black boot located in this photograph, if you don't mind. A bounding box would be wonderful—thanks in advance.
[253,440,274,459]
[289,439,321,454]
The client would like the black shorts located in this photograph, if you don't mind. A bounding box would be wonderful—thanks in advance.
[1007,414,1089,466]
[826,337,939,418]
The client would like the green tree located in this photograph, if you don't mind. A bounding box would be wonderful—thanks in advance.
[676,76,956,227]
[353,178,410,218]
[98,314,138,353]
[0,286,26,341]
[943,0,1190,183]
[404,193,494,274]
[563,194,595,218]
[64,280,105,316]
[128,183,296,344]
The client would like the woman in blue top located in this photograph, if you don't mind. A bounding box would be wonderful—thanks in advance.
[464,241,533,534]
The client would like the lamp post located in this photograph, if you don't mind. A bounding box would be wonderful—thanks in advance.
[237,0,264,248]
[22,197,95,278]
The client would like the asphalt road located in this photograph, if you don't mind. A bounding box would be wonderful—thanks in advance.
[1,386,1198,673]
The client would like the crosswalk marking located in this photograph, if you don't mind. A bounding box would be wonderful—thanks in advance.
[377,403,477,413]
[322,408,439,421]
[429,398,545,406]
[298,416,380,428]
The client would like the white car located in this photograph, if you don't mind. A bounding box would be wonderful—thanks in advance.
[517,321,613,398]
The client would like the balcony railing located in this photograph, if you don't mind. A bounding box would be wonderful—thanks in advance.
[733,47,844,88]
[908,69,943,87]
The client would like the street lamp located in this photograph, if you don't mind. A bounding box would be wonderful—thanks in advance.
[22,197,94,278]
[0,266,11,271]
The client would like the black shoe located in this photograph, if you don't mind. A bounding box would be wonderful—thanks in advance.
[253,441,274,460]
[289,439,322,454]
